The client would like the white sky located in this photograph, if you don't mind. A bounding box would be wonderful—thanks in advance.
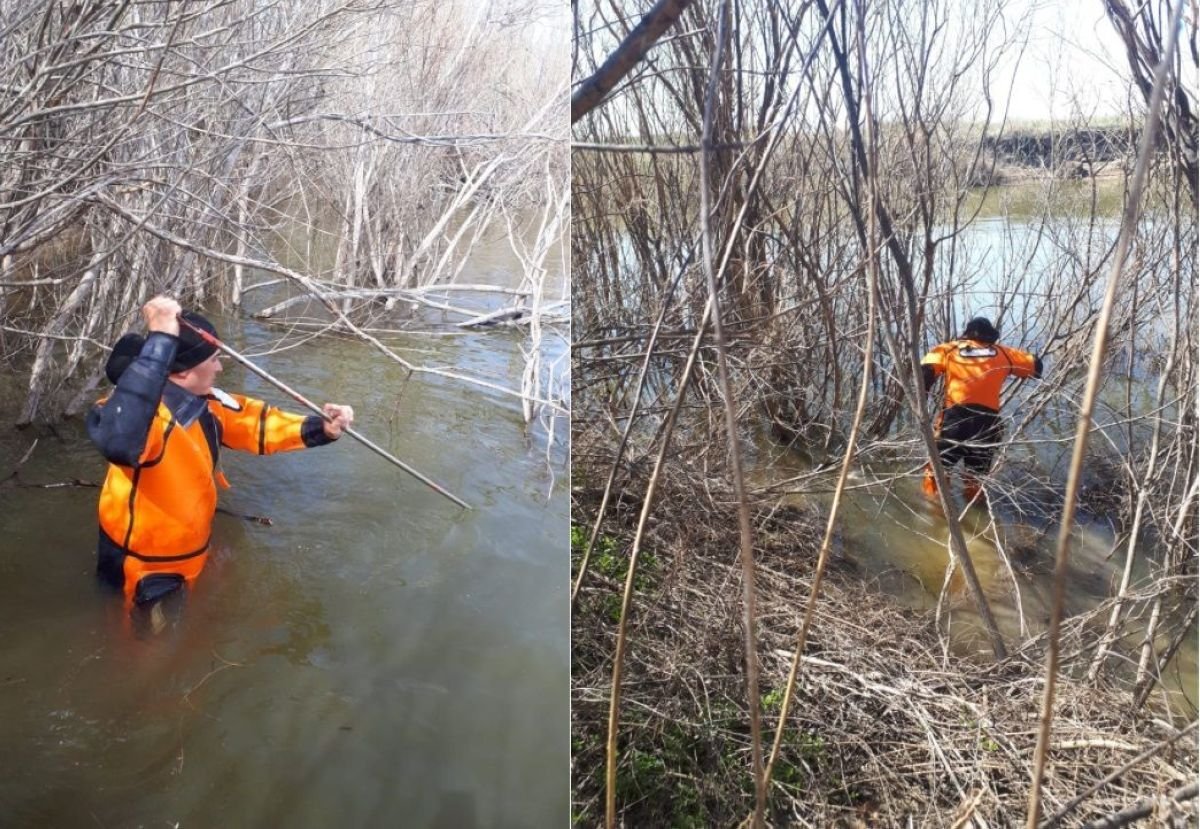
[573,0,1193,129]
[990,0,1184,123]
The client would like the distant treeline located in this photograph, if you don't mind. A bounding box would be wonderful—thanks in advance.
[983,125,1137,173]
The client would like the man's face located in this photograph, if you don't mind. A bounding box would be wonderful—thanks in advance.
[173,352,223,396]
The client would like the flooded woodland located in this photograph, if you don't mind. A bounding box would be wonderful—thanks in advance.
[0,0,568,825]
[571,0,1197,827]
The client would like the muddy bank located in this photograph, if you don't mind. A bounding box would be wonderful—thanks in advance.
[570,472,1196,827]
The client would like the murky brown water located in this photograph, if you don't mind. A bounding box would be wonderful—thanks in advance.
[750,418,1198,715]
[0,233,568,826]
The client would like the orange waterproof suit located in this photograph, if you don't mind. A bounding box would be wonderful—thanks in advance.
[919,328,1042,499]
[88,332,333,604]
[920,339,1040,412]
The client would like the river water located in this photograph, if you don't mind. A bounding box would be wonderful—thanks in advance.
[0,234,568,825]
[579,193,1196,711]
[750,208,1198,714]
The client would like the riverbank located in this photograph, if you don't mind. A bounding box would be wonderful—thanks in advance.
[977,125,1134,186]
[571,471,1196,826]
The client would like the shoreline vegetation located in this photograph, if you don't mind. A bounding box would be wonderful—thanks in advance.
[976,125,1135,186]
[571,0,1196,826]
[571,473,1197,827]
[581,122,1138,184]
[0,1,569,444]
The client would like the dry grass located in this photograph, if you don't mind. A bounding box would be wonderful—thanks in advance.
[571,465,1197,828]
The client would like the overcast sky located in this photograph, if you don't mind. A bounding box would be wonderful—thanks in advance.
[572,0,1194,130]
[989,0,1189,123]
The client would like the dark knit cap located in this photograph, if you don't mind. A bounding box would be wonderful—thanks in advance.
[104,333,146,384]
[962,316,999,344]
[104,311,219,384]
[171,311,219,372]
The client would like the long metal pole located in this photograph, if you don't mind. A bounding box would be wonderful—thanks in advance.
[179,314,471,510]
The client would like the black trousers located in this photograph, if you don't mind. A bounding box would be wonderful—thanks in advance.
[936,405,1002,474]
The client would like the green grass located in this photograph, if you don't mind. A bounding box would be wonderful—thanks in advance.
[964,176,1126,220]
[571,523,659,592]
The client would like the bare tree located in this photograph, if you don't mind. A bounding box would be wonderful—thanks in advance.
[1101,0,1198,200]
[572,0,1197,824]
[1,0,569,438]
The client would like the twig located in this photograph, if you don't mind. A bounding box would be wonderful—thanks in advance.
[182,651,246,708]
[1078,781,1199,829]
[695,2,765,822]
[1040,720,1199,827]
[0,438,37,484]
[1025,3,1186,824]
[571,0,696,123]
[4,475,272,525]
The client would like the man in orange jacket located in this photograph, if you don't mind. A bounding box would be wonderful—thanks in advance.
[919,316,1042,503]
[87,296,354,607]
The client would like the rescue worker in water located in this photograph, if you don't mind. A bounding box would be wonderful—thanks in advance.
[920,316,1043,503]
[87,296,354,606]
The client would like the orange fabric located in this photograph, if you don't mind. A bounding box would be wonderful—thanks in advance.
[97,404,217,567]
[921,339,1037,410]
[921,465,938,498]
[96,392,311,595]
[214,394,309,455]
[121,550,207,604]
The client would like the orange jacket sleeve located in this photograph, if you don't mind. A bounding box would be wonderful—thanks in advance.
[210,393,333,454]
[920,342,950,373]
[920,342,951,391]
[1000,346,1040,379]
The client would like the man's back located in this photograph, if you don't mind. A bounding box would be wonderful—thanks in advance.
[921,338,1039,411]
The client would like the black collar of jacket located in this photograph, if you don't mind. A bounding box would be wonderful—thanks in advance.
[163,381,209,428]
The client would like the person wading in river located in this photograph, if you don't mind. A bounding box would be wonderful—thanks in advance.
[919,316,1043,504]
[88,295,354,610]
